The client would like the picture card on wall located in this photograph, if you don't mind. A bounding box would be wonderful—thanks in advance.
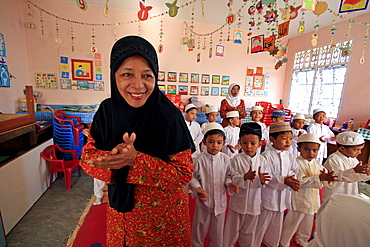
[221,76,230,85]
[179,85,188,95]
[190,86,199,95]
[253,74,265,90]
[158,85,166,93]
[167,85,177,94]
[71,59,93,81]
[200,86,209,96]
[179,73,189,82]
[201,74,210,84]
[212,75,220,84]
[0,64,10,87]
[211,87,219,96]
[251,35,264,53]
[158,71,165,81]
[168,72,177,82]
[191,73,199,83]
[94,81,104,91]
[221,87,228,96]
[77,81,89,90]
[60,79,72,89]
[216,45,224,57]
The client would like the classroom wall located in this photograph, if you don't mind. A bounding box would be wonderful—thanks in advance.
[0,0,286,113]
[283,12,370,125]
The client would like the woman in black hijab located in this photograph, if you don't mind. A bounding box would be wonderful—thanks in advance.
[80,36,194,246]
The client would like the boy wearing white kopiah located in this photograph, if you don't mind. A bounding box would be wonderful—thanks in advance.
[288,113,307,158]
[322,131,370,202]
[190,123,239,247]
[222,110,241,159]
[184,103,203,158]
[250,105,269,152]
[280,134,338,247]
[201,106,219,152]
[254,122,300,247]
[306,108,336,163]
[223,122,271,247]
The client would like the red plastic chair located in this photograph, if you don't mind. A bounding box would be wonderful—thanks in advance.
[53,110,84,146]
[256,101,272,114]
[40,144,81,191]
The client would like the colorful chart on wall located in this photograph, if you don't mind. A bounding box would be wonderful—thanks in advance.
[35,73,58,89]
[0,64,10,87]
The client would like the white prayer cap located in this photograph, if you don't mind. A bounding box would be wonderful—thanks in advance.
[226,111,239,118]
[297,133,321,145]
[251,105,263,112]
[313,108,325,116]
[203,123,225,134]
[293,113,305,120]
[185,104,197,112]
[205,106,218,114]
[336,132,365,146]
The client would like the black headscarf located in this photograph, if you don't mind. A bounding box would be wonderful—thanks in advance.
[90,36,194,213]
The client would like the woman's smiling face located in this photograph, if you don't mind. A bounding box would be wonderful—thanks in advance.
[115,55,155,108]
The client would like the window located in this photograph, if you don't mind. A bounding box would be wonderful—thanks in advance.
[288,40,351,117]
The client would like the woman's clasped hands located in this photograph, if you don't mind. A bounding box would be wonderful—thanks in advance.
[89,132,137,169]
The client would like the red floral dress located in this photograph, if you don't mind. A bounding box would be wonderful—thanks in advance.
[80,132,193,247]
[219,99,246,127]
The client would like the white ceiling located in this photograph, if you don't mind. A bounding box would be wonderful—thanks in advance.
[59,0,369,39]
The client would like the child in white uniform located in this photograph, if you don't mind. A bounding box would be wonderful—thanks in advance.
[222,111,241,159]
[288,113,307,158]
[254,122,300,247]
[223,122,271,247]
[306,108,335,163]
[249,105,268,152]
[190,123,239,247]
[184,104,203,158]
[280,134,337,247]
[201,106,219,152]
[322,131,370,202]
[265,110,286,151]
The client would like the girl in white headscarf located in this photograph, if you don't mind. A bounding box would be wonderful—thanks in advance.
[220,83,246,127]
[307,194,370,247]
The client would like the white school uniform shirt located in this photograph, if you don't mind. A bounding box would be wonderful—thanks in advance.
[292,156,333,215]
[222,125,240,159]
[288,128,307,158]
[189,151,232,216]
[229,152,267,216]
[185,120,203,157]
[261,147,298,212]
[322,150,370,201]
[256,121,268,142]
[306,122,335,162]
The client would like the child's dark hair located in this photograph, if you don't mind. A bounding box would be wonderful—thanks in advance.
[240,131,261,141]
[337,143,364,149]
[204,129,226,141]
[269,130,292,139]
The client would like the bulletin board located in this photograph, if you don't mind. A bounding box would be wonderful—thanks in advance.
[58,48,105,91]
[245,66,270,97]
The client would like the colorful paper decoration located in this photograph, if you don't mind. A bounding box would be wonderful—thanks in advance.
[298,21,305,34]
[76,0,87,11]
[226,14,236,25]
[278,21,290,38]
[256,67,263,74]
[339,0,369,13]
[289,5,302,19]
[264,10,279,23]
[166,0,179,17]
[103,0,109,17]
[137,2,152,21]
[264,35,276,51]
[302,0,317,11]
[360,25,369,64]
[248,5,256,15]
[280,8,291,21]
[313,1,328,16]
[262,0,276,8]
[339,44,352,56]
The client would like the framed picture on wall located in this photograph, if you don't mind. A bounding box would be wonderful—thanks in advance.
[339,0,369,13]
[253,74,265,90]
[179,85,188,95]
[221,76,230,85]
[221,87,228,96]
[179,73,189,82]
[233,30,243,44]
[200,86,209,96]
[211,87,219,96]
[250,34,264,53]
[0,64,10,87]
[212,75,220,84]
[168,72,177,82]
[158,71,165,81]
[216,45,224,57]
[191,73,199,83]
[167,85,177,94]
[190,86,199,95]
[158,85,166,93]
[201,74,210,84]
[71,59,94,81]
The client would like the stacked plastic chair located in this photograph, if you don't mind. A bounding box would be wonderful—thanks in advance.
[52,111,85,158]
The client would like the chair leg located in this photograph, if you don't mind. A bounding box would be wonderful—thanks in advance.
[78,166,81,177]
[49,171,54,189]
[64,169,72,190]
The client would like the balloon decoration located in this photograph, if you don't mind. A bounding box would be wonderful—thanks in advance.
[76,0,87,11]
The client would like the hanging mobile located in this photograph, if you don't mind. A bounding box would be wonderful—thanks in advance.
[27,2,35,29]
[71,25,75,52]
[91,27,97,53]
[76,0,88,11]
[360,25,369,64]
[158,16,164,53]
[209,35,213,58]
[55,18,62,44]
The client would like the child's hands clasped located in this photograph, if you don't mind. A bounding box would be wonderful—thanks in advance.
[284,175,300,192]
[244,165,256,182]
[354,161,370,175]
[228,182,239,194]
[319,169,338,182]
[258,166,271,185]
[89,132,137,169]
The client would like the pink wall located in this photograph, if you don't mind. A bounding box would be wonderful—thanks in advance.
[0,0,285,113]
[283,12,370,124]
